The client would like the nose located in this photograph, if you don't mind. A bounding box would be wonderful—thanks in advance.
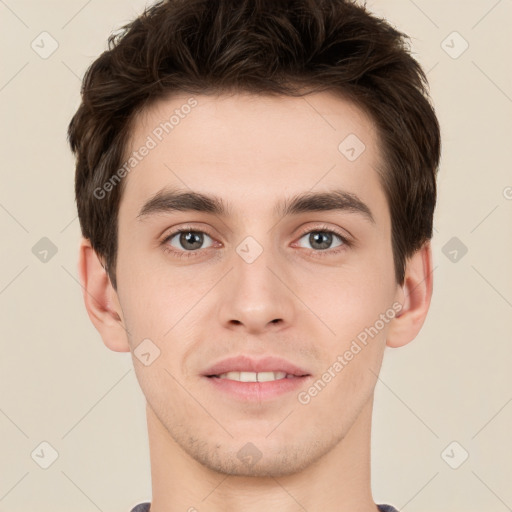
[217,241,296,334]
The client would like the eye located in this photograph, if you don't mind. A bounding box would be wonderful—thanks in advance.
[162,227,215,259]
[295,226,350,255]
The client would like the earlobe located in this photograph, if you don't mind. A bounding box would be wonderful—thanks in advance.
[386,242,433,348]
[77,237,131,353]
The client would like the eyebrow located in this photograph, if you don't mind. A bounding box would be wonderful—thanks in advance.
[137,187,375,224]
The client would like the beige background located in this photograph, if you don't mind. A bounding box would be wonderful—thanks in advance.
[1,0,511,511]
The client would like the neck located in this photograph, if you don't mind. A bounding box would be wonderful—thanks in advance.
[145,395,379,512]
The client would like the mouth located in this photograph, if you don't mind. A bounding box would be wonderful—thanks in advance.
[202,355,311,401]
[207,371,309,382]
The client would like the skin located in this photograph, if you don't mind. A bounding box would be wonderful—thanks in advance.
[79,91,433,512]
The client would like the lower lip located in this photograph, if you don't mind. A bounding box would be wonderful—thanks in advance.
[204,375,311,401]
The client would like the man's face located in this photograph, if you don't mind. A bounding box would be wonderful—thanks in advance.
[113,91,401,477]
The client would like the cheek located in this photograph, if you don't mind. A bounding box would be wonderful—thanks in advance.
[115,244,218,343]
[311,255,396,338]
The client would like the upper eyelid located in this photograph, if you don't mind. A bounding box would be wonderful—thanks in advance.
[296,224,349,238]
[163,226,215,241]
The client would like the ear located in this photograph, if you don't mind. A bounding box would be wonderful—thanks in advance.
[386,241,433,348]
[77,237,130,352]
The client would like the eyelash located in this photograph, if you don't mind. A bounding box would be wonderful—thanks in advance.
[161,224,352,260]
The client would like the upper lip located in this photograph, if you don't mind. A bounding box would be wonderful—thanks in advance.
[203,355,310,377]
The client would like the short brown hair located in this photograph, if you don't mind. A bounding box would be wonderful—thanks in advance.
[68,0,441,290]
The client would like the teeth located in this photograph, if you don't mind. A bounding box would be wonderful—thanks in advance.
[216,371,289,382]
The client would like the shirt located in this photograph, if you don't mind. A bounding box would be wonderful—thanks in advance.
[130,502,399,511]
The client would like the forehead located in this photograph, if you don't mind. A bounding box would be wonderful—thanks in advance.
[119,90,387,225]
